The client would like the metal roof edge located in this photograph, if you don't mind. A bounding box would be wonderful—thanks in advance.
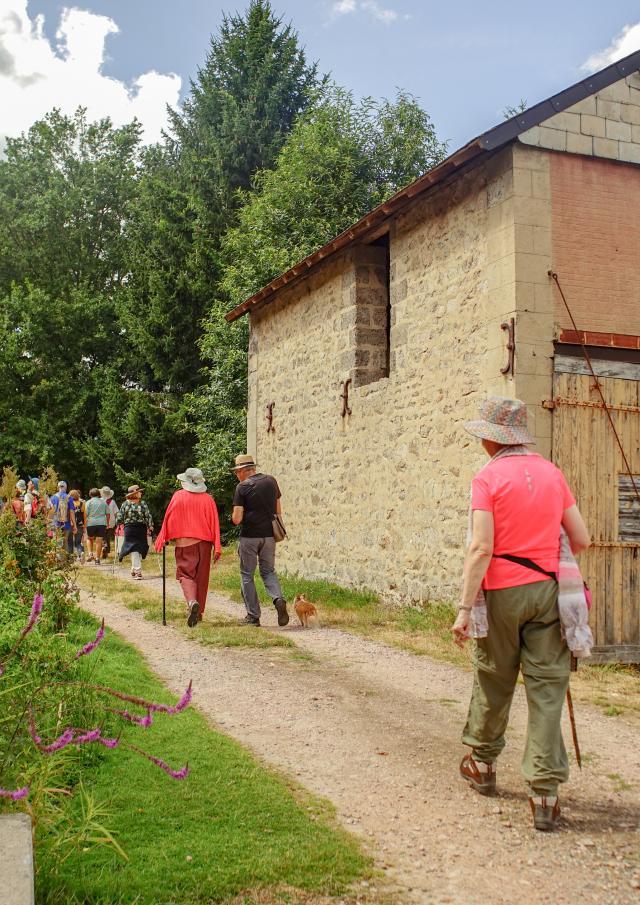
[226,49,640,323]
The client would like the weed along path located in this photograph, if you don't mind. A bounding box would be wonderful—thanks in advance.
[79,566,640,905]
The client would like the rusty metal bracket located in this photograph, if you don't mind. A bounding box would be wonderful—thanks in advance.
[266,402,275,433]
[544,397,640,415]
[340,379,352,418]
[500,317,516,376]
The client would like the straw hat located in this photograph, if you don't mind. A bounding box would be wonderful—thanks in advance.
[232,454,257,471]
[100,486,115,500]
[464,396,535,446]
[126,484,143,499]
[176,468,207,494]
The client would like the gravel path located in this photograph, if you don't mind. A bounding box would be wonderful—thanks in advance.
[80,565,640,905]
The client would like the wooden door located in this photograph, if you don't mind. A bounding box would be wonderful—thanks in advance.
[551,356,640,662]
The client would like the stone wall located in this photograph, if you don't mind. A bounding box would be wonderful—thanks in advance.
[519,71,640,164]
[248,148,529,603]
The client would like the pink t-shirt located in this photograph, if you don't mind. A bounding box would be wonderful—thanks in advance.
[471,453,575,590]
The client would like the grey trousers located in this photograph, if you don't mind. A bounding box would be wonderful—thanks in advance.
[238,536,283,619]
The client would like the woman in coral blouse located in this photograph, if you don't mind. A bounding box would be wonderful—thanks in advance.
[155,468,221,628]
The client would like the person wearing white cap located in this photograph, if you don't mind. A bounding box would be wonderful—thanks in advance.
[155,468,221,627]
[231,454,289,628]
[100,486,120,560]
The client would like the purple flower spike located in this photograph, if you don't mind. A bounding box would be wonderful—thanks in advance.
[109,707,153,728]
[21,593,43,640]
[126,743,189,780]
[75,619,105,660]
[150,681,192,715]
[72,729,101,745]
[39,729,75,753]
[98,737,120,749]
[0,786,29,800]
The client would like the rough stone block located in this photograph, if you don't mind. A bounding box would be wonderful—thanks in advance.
[620,103,640,125]
[598,80,631,103]
[536,127,567,152]
[519,126,541,147]
[606,119,632,141]
[0,815,34,905]
[568,96,596,115]
[619,141,640,164]
[531,169,551,199]
[514,195,551,228]
[356,327,386,348]
[596,98,621,121]
[566,131,594,156]
[593,136,620,159]
[580,114,606,137]
[544,111,580,133]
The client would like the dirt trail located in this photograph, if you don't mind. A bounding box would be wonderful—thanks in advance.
[80,565,640,905]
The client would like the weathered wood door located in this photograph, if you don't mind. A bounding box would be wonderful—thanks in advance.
[551,355,640,662]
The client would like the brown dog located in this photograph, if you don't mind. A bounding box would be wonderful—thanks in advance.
[294,593,318,628]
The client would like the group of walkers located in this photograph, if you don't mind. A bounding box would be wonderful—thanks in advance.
[4,398,594,833]
[5,479,154,579]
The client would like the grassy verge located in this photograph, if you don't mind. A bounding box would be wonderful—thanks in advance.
[76,565,294,652]
[82,549,640,721]
[39,610,372,905]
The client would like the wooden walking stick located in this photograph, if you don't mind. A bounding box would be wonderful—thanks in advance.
[162,544,167,627]
[567,655,581,769]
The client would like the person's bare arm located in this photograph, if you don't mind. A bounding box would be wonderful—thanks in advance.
[232,505,244,526]
[276,498,282,516]
[562,504,590,554]
[70,510,77,533]
[452,510,494,648]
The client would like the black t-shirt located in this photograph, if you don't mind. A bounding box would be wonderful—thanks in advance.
[232,473,281,538]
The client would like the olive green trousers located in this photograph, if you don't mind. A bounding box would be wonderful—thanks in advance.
[462,579,571,796]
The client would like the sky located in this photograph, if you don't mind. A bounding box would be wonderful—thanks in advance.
[2,1,640,149]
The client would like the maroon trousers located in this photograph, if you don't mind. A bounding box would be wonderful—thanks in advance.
[174,541,212,613]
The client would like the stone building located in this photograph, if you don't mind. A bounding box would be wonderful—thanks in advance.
[227,51,640,662]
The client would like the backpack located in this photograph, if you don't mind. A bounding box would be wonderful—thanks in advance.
[56,493,69,524]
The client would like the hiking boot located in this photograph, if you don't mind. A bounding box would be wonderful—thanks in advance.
[239,614,260,627]
[274,597,289,626]
[529,796,560,832]
[459,753,496,796]
[187,601,200,628]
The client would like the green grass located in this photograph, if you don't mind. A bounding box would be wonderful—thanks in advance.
[76,567,293,652]
[38,611,371,905]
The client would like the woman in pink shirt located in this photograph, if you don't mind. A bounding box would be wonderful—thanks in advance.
[155,468,221,628]
[452,397,590,832]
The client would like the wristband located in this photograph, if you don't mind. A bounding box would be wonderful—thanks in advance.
[458,605,472,612]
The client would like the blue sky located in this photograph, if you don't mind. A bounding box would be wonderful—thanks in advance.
[4,1,640,148]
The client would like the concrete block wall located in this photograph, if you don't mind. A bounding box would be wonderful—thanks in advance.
[519,72,640,164]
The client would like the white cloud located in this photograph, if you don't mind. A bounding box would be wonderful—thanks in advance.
[582,23,640,72]
[0,1,181,145]
[330,0,400,25]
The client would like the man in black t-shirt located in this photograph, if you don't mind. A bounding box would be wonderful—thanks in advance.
[231,454,289,627]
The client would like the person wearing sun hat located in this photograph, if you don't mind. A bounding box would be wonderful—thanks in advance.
[452,396,590,831]
[116,485,154,580]
[154,468,221,628]
[231,454,289,628]
[100,486,120,560]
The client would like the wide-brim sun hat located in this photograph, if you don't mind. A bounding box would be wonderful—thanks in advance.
[464,396,535,446]
[126,484,143,499]
[177,468,207,494]
[232,454,257,471]
[100,486,115,500]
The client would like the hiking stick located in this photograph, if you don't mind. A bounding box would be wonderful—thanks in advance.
[566,686,582,770]
[162,544,167,627]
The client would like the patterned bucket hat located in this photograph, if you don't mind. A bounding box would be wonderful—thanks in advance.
[464,396,535,446]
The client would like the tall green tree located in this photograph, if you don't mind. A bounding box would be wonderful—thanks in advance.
[170,0,320,274]
[0,110,141,488]
[194,88,448,499]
